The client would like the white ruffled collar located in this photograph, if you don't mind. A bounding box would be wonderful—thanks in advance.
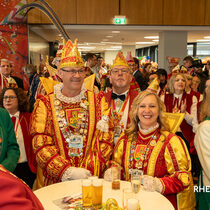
[138,122,159,135]
[54,83,87,103]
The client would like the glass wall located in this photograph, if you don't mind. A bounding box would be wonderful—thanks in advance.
[136,42,210,62]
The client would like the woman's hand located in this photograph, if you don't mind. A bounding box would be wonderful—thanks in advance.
[180,99,187,113]
[142,175,163,193]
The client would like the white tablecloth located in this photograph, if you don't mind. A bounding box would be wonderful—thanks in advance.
[34,179,174,210]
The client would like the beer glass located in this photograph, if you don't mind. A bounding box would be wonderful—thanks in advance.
[92,179,103,208]
[88,176,98,181]
[82,179,92,207]
[111,166,120,190]
[131,169,143,193]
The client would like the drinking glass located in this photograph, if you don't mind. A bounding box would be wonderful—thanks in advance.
[82,179,92,207]
[88,176,98,181]
[131,169,143,194]
[111,166,120,190]
[92,179,103,208]
[123,188,139,210]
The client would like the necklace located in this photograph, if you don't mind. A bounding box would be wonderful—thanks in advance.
[129,128,159,170]
[111,93,129,136]
[54,89,89,157]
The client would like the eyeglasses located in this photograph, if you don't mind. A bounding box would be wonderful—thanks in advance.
[3,96,17,100]
[0,65,10,68]
[111,69,130,75]
[61,68,85,75]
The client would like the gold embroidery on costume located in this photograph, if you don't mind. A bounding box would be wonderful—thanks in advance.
[49,94,66,158]
[85,91,95,157]
[125,134,133,180]
[178,173,190,187]
[147,132,166,176]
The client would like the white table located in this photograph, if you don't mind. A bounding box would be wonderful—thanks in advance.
[34,180,174,210]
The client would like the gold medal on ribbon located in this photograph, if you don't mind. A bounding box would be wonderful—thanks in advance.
[114,126,122,135]
[66,108,82,128]
[150,140,156,146]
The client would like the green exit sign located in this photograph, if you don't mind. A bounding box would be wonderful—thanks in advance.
[114,16,126,24]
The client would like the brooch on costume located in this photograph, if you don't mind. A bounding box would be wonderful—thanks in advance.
[96,115,109,133]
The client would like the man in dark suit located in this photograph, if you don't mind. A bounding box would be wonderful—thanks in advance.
[133,57,147,90]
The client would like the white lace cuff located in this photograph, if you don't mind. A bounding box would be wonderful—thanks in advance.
[154,177,163,193]
[61,167,74,182]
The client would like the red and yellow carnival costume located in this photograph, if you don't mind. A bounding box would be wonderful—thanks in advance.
[30,39,114,189]
[102,51,139,142]
[102,88,138,128]
[163,92,197,154]
[112,127,195,210]
[30,85,113,189]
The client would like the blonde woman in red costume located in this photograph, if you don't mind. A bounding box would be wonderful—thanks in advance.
[160,73,200,182]
[105,91,195,210]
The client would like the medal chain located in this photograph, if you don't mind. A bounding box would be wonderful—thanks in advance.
[130,129,159,170]
[111,93,129,132]
[54,92,89,155]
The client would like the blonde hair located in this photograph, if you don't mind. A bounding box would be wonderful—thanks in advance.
[199,85,210,121]
[126,91,169,135]
[168,73,187,94]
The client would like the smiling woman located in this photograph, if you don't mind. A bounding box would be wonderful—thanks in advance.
[106,90,195,210]
[161,73,200,185]
[0,88,36,188]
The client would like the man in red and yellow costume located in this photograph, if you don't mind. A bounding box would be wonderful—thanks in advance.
[101,51,139,144]
[30,39,114,189]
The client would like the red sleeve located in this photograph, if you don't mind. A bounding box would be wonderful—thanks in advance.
[0,170,44,210]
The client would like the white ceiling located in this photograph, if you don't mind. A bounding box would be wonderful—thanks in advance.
[29,24,210,53]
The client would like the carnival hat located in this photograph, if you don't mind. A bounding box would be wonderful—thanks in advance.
[112,51,131,70]
[180,65,188,74]
[147,77,159,94]
[60,39,84,69]
[172,65,180,74]
[150,62,158,72]
[56,44,64,58]
[126,51,135,63]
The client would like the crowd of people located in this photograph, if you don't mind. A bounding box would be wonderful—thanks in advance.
[0,38,209,209]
